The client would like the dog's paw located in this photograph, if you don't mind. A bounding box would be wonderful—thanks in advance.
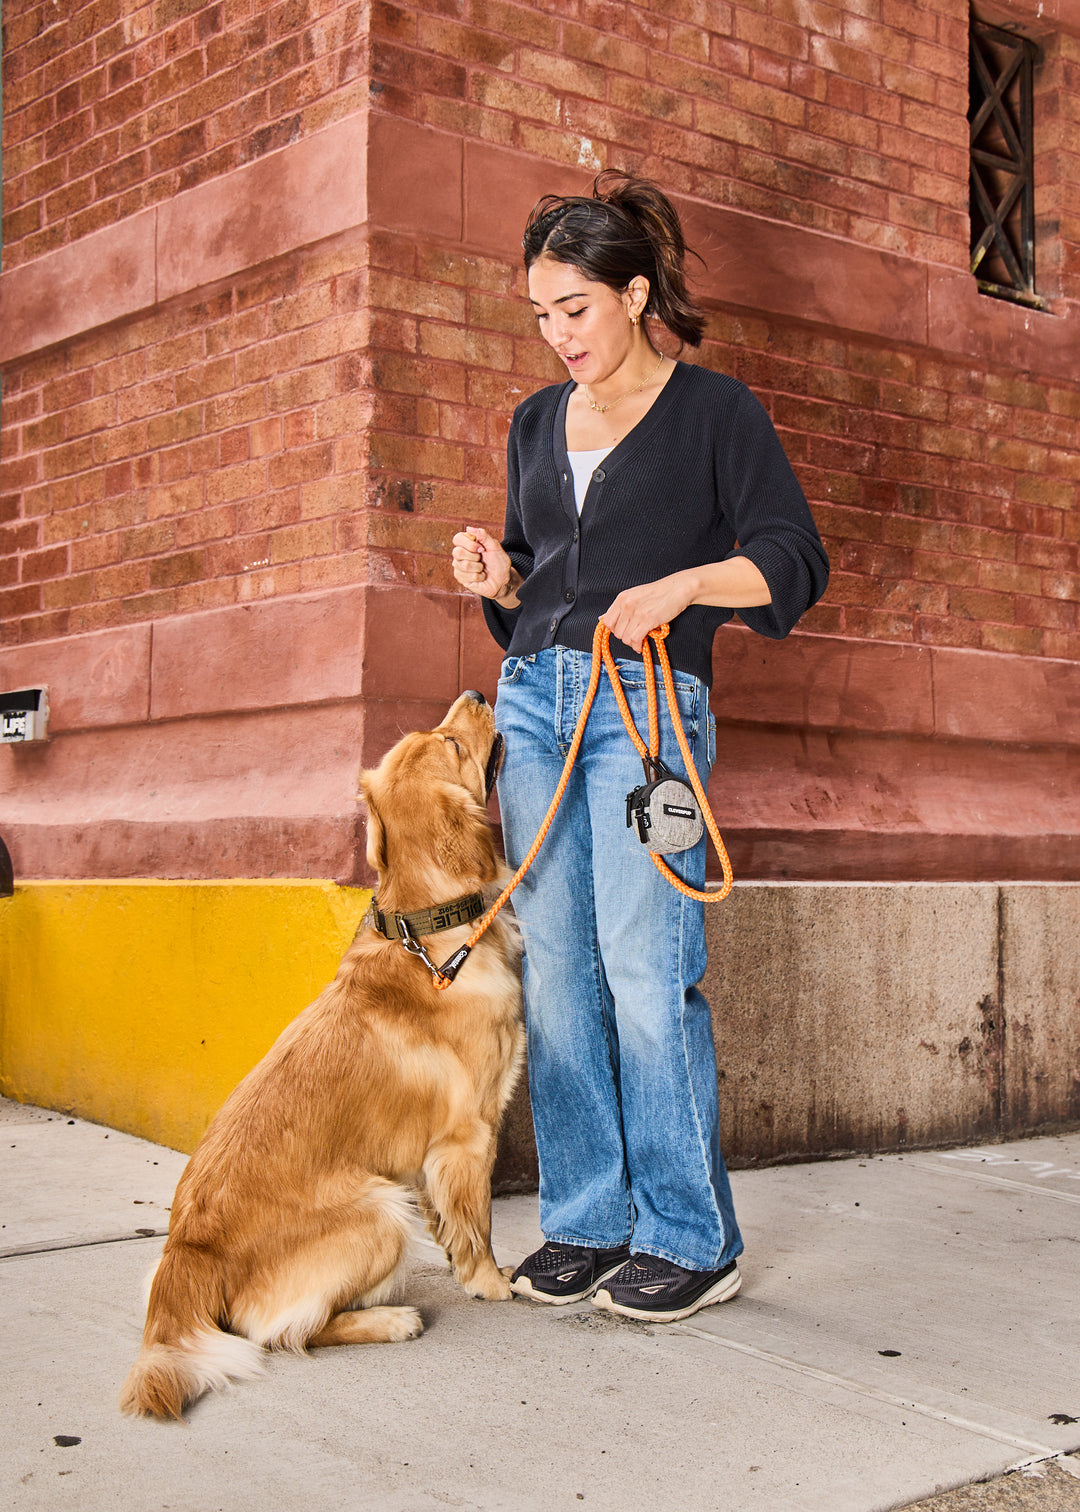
[465,1271,513,1302]
[385,1306,424,1341]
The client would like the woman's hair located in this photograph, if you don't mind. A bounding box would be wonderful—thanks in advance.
[521,171,705,348]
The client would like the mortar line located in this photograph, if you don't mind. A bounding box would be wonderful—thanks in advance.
[671,1323,1058,1457]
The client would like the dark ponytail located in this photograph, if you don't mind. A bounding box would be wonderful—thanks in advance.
[521,171,706,348]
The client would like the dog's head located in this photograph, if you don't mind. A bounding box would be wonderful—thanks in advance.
[359,692,505,899]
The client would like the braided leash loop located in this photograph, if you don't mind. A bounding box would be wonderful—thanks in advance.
[430,620,732,988]
[609,624,734,903]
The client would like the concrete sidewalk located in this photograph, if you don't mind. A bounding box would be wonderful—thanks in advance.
[2,1097,1078,1512]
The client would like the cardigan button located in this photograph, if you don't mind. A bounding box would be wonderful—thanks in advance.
[549,617,558,632]
[563,588,575,604]
[592,467,606,482]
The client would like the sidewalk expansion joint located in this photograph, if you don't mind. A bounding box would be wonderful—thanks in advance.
[0,1229,167,1260]
[910,1161,1080,1206]
[671,1322,1062,1459]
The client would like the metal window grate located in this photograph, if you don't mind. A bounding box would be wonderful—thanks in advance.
[969,16,1042,307]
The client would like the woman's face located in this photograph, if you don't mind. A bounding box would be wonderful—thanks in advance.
[527,254,644,387]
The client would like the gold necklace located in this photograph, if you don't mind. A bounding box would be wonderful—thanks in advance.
[585,351,665,414]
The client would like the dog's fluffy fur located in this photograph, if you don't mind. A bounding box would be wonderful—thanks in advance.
[120,693,523,1419]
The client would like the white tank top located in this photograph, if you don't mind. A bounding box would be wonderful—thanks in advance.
[567,447,612,515]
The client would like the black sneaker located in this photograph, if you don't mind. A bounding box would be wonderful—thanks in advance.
[593,1253,741,1322]
[510,1242,633,1305]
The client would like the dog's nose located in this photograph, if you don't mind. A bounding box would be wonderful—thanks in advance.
[462,689,487,706]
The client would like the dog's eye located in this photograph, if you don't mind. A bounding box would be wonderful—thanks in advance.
[443,736,462,757]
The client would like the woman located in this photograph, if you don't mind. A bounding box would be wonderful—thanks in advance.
[451,173,828,1323]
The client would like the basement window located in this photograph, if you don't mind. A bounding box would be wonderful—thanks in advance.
[968,15,1043,307]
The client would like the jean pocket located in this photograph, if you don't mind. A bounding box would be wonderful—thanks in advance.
[663,673,701,737]
[612,658,696,699]
[498,654,535,686]
[616,663,701,742]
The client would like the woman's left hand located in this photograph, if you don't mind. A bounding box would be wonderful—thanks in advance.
[600,573,694,653]
[602,558,773,649]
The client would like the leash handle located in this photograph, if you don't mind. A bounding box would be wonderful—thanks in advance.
[600,624,732,902]
[598,624,659,764]
[643,628,734,902]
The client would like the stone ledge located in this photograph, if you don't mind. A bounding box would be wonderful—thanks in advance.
[3,592,1079,883]
[2,112,1075,377]
[4,591,1078,742]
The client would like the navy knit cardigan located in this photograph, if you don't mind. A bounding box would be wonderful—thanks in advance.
[483,361,830,687]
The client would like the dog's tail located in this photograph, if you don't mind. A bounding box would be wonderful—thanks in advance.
[119,1244,264,1419]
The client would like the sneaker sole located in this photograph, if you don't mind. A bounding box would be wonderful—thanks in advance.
[510,1256,630,1307]
[592,1262,742,1322]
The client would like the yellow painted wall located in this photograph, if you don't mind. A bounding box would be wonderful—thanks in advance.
[0,881,371,1153]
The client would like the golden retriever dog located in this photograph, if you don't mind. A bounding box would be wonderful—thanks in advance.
[120,691,523,1419]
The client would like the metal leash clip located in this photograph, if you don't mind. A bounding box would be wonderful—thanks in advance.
[397,916,472,988]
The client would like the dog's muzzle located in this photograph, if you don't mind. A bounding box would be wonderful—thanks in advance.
[459,691,503,800]
[458,691,502,801]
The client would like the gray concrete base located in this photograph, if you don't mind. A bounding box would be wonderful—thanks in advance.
[493,882,1080,1190]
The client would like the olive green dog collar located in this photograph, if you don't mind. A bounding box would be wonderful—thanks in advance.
[369,891,486,942]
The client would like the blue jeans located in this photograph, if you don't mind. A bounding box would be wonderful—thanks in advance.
[495,645,743,1272]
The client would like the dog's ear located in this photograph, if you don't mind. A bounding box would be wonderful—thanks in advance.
[359,774,388,875]
[432,784,499,883]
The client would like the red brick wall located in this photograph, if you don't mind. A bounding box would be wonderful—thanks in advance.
[5,0,1076,292]
[369,0,972,271]
[2,0,1080,887]
[368,0,1080,300]
[1,0,368,271]
[1,238,374,642]
[4,216,1077,658]
[1034,25,1080,304]
[3,0,1078,658]
[362,225,1080,660]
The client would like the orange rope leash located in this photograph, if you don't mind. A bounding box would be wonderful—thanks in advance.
[431,621,732,989]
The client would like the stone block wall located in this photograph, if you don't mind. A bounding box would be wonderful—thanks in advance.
[494,879,1080,1183]
[702,881,1080,1164]
[1,0,1078,890]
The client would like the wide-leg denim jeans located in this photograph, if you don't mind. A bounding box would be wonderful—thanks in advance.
[495,645,743,1272]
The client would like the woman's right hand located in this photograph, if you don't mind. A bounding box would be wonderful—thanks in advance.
[451,527,518,604]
